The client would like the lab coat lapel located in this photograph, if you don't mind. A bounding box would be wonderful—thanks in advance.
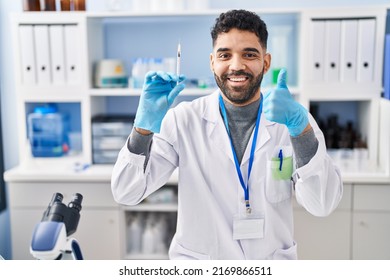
[202,91,235,163]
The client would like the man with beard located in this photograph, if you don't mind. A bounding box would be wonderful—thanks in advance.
[111,9,343,260]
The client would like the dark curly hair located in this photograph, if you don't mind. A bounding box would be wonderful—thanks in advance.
[211,9,268,49]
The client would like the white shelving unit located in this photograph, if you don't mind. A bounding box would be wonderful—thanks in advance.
[4,6,390,260]
[298,7,388,174]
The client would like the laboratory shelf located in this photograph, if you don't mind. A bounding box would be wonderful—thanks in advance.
[89,87,215,96]
[19,86,86,99]
[89,88,142,96]
[86,8,302,19]
[21,94,85,103]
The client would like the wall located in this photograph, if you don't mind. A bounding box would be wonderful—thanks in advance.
[0,0,388,260]
[0,0,22,260]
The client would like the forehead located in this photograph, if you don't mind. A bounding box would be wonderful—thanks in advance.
[213,28,262,51]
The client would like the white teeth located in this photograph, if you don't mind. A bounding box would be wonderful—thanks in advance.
[229,77,246,82]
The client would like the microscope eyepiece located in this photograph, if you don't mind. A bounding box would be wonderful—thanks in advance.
[41,192,83,236]
[50,192,63,205]
[68,193,83,213]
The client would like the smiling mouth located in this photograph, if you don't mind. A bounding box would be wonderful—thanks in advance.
[228,76,249,82]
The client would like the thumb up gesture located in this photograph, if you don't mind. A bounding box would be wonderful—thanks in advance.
[263,69,309,137]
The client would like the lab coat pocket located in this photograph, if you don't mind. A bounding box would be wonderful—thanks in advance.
[265,146,293,203]
[270,241,297,260]
[169,239,211,260]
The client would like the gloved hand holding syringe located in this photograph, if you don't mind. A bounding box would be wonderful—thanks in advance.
[134,42,186,134]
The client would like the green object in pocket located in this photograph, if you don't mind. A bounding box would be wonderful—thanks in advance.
[271,156,293,180]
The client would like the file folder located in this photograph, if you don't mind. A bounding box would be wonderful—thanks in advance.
[49,25,66,85]
[325,20,341,82]
[383,34,390,100]
[310,20,325,82]
[34,25,52,85]
[64,25,80,85]
[18,25,37,85]
[340,20,358,82]
[357,19,376,83]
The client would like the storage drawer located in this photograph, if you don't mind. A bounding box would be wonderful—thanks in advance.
[8,182,117,208]
[354,184,390,211]
[92,115,134,137]
[93,150,119,164]
[93,136,127,150]
[92,122,132,136]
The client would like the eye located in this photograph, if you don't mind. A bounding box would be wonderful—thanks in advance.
[244,53,259,59]
[218,53,231,60]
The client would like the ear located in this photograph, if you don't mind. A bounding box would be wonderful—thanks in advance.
[209,52,215,73]
[263,53,271,74]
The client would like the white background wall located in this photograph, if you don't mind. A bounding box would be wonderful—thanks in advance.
[0,0,388,260]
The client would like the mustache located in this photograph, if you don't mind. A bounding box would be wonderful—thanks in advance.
[222,70,253,79]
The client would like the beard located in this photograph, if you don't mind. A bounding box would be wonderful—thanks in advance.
[214,69,264,105]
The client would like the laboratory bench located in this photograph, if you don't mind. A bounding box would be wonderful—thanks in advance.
[4,164,390,260]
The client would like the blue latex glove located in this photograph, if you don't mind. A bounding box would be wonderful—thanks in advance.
[263,69,308,137]
[134,71,186,133]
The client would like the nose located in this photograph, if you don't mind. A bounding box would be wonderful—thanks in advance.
[229,55,246,71]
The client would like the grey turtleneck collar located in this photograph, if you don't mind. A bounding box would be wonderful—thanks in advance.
[221,97,260,164]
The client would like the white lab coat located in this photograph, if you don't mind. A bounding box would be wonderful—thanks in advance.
[111,90,343,260]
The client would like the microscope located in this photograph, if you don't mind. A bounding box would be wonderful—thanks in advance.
[30,192,84,260]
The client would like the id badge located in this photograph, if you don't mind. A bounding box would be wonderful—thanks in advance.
[233,212,264,240]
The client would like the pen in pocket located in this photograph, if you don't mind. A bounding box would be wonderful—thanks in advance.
[278,149,283,171]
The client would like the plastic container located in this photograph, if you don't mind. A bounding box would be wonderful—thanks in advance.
[127,215,142,254]
[94,59,127,88]
[130,58,148,89]
[28,105,69,157]
[141,218,155,254]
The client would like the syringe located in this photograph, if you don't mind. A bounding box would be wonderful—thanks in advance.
[176,42,181,85]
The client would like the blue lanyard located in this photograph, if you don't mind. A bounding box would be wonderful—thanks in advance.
[218,94,263,214]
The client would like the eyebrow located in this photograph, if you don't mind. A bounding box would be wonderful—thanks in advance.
[216,47,260,53]
[216,48,230,52]
[243,47,260,53]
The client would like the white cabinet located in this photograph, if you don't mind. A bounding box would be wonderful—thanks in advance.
[10,208,121,260]
[6,178,122,260]
[301,7,386,97]
[293,184,352,259]
[352,184,390,259]
[352,212,390,259]
[300,7,387,176]
[11,13,91,166]
[294,183,390,260]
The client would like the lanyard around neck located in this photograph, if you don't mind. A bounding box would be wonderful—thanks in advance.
[218,94,263,214]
